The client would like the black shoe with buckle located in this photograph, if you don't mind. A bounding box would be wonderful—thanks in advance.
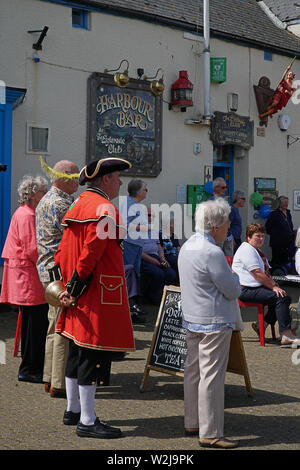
[63,410,81,426]
[130,303,148,316]
[76,418,122,439]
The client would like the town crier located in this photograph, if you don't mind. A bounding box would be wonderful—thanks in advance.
[54,157,135,439]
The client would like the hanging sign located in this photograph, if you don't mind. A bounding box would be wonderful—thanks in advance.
[210,111,254,149]
[86,73,162,177]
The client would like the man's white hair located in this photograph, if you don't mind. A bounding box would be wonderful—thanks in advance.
[195,197,231,233]
[213,177,226,189]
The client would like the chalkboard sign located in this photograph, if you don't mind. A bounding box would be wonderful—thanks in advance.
[148,287,187,373]
[210,111,254,149]
[140,286,253,396]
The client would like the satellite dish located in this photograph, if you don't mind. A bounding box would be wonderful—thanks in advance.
[278,114,291,131]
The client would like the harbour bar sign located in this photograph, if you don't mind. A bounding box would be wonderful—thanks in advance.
[86,73,162,177]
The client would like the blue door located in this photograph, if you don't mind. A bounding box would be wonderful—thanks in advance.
[213,145,234,203]
[0,104,12,264]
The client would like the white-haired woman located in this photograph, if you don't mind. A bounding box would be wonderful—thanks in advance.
[0,175,49,383]
[178,198,242,449]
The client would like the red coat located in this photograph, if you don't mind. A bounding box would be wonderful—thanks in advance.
[55,188,135,352]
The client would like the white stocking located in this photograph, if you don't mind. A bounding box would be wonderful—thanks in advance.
[79,384,97,425]
[65,377,81,413]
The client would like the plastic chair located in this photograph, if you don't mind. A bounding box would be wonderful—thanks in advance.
[238,300,276,346]
[226,256,276,346]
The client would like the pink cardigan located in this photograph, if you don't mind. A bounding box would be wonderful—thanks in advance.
[0,205,46,306]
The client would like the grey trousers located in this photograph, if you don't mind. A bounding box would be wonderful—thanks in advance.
[42,282,69,389]
[184,326,232,438]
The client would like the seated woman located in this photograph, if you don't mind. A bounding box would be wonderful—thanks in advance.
[232,223,299,347]
[141,209,177,305]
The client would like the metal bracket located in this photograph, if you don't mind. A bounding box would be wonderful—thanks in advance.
[287,134,300,148]
[28,26,49,50]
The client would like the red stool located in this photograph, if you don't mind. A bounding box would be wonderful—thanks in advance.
[226,257,276,346]
[238,301,276,346]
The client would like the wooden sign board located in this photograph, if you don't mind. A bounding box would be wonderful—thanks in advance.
[140,286,253,396]
[210,111,254,149]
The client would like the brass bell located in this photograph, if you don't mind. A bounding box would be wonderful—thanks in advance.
[45,280,65,307]
[150,79,164,96]
[104,60,130,88]
[144,68,165,96]
[114,71,129,88]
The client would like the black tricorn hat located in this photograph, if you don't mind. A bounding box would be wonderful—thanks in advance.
[79,157,132,186]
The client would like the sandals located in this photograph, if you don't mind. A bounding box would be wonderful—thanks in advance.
[199,437,238,449]
[251,322,260,339]
[280,335,300,348]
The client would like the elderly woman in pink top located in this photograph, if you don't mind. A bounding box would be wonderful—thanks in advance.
[0,175,49,383]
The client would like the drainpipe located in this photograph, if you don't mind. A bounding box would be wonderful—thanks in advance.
[203,0,211,119]
[256,1,286,30]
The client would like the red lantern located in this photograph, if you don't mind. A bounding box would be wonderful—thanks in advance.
[170,70,193,110]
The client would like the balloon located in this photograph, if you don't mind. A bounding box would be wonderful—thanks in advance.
[204,181,214,194]
[259,204,271,219]
[249,192,263,206]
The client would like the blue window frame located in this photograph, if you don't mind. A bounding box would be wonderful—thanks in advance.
[264,51,273,61]
[72,8,89,29]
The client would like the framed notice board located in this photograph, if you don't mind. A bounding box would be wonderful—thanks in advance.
[140,286,253,396]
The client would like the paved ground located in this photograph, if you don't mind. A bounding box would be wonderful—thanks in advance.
[1,283,300,455]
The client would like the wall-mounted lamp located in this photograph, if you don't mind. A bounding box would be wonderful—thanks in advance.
[144,68,165,96]
[169,70,193,112]
[104,59,130,88]
[27,26,49,51]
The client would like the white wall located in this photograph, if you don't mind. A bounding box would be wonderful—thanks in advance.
[1,0,300,244]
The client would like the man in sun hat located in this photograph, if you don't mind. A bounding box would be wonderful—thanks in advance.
[54,157,135,439]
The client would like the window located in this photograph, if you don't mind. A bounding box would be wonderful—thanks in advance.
[264,51,273,61]
[26,123,50,154]
[72,8,89,29]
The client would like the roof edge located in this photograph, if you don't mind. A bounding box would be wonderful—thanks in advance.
[44,0,300,57]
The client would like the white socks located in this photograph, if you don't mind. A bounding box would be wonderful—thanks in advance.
[79,383,97,426]
[66,377,97,425]
[66,377,81,413]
